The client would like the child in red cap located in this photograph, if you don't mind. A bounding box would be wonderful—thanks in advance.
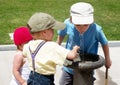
[10,26,33,85]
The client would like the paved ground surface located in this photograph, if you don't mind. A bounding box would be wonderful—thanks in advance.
[0,41,120,85]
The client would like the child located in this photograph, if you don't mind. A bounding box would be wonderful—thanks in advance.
[57,2,112,85]
[22,12,80,85]
[10,27,33,85]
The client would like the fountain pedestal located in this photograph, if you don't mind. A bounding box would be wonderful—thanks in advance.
[64,53,105,85]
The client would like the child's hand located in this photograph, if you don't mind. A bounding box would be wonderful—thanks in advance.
[67,45,80,60]
[73,45,80,52]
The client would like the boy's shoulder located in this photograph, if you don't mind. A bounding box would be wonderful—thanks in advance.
[28,40,57,46]
[90,23,102,30]
[24,40,59,51]
[64,18,70,23]
[92,23,101,27]
[64,18,74,27]
[46,41,59,46]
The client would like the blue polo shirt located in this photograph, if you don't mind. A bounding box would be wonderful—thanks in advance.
[58,18,108,74]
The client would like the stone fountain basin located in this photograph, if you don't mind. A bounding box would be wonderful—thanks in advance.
[64,53,105,71]
[78,53,105,70]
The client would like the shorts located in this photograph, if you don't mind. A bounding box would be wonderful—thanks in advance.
[27,71,55,85]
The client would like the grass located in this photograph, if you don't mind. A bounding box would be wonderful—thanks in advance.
[0,0,120,44]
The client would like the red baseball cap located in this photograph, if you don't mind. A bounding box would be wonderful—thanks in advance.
[13,26,33,45]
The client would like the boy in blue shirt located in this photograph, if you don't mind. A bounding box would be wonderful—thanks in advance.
[57,2,112,85]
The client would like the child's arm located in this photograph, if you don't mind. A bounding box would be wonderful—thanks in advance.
[22,81,27,85]
[66,45,80,60]
[56,35,65,45]
[13,53,26,85]
[102,44,112,68]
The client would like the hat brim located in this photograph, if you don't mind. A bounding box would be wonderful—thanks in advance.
[72,15,94,25]
[52,21,66,30]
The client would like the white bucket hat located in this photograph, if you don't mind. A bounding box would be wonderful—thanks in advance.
[70,2,94,24]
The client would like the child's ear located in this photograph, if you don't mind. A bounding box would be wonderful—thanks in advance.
[42,30,47,37]
[43,30,47,33]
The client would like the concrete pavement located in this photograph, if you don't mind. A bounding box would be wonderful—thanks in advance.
[0,41,120,85]
[94,46,120,85]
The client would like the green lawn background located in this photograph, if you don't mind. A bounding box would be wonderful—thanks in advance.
[0,0,120,44]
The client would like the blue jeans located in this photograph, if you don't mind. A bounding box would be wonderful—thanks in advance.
[27,71,55,85]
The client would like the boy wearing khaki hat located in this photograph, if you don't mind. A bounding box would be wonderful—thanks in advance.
[23,12,80,85]
[57,2,112,85]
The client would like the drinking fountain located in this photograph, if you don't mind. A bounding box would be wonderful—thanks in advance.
[64,53,105,85]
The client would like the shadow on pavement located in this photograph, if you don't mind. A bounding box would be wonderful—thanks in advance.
[95,69,118,85]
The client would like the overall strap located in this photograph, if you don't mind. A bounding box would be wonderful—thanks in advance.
[29,40,46,73]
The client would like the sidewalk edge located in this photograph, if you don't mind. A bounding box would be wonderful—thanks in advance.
[0,41,120,51]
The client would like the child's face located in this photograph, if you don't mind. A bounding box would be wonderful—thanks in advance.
[75,24,90,34]
[45,28,54,41]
